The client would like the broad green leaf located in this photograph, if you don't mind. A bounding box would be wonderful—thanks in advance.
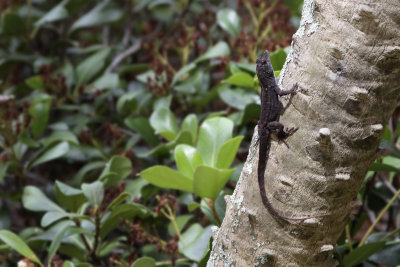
[236,62,256,74]
[343,241,386,267]
[193,166,234,200]
[76,48,111,86]
[30,141,70,167]
[35,1,68,26]
[124,178,149,200]
[195,41,230,63]
[149,107,179,141]
[216,136,243,169]
[98,156,132,187]
[22,186,64,212]
[369,162,400,172]
[141,166,193,192]
[131,257,156,267]
[197,117,233,167]
[198,237,212,267]
[55,180,87,212]
[116,90,142,114]
[26,76,45,91]
[29,96,51,138]
[0,230,43,266]
[1,11,25,35]
[41,131,79,147]
[41,211,68,227]
[217,8,241,37]
[48,224,70,266]
[179,224,212,261]
[92,73,119,90]
[182,114,198,144]
[174,71,204,94]
[172,62,197,85]
[125,117,159,146]
[223,72,254,88]
[218,87,255,110]
[81,181,104,207]
[380,140,400,158]
[175,144,203,179]
[168,215,193,236]
[70,1,123,31]
[188,202,201,212]
[270,49,287,71]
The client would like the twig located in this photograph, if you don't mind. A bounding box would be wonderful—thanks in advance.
[106,41,141,73]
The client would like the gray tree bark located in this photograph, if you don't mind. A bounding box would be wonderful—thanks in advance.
[207,1,400,266]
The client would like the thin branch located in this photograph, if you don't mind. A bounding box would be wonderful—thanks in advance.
[105,41,141,73]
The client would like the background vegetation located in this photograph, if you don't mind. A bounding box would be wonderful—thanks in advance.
[0,0,400,266]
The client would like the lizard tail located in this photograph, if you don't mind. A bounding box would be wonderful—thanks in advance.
[257,131,325,222]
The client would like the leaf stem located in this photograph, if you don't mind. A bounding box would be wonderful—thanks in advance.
[358,187,400,247]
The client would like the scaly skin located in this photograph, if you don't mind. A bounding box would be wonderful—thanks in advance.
[257,50,313,222]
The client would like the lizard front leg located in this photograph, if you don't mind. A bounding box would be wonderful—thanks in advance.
[274,83,298,96]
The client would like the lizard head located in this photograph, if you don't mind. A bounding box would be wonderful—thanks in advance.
[256,50,275,82]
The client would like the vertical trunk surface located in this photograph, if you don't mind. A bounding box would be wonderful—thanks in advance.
[208,1,400,266]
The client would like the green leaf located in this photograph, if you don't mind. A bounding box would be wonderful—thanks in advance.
[26,76,45,91]
[172,62,197,85]
[369,162,400,172]
[116,90,141,114]
[149,107,179,141]
[343,241,386,267]
[180,224,212,261]
[216,136,243,169]
[48,224,70,266]
[236,62,256,74]
[29,96,51,138]
[22,186,64,212]
[182,114,198,144]
[130,257,156,267]
[173,70,210,95]
[198,237,212,267]
[125,117,159,146]
[270,49,287,71]
[218,86,255,110]
[41,211,68,227]
[197,117,233,167]
[81,181,104,207]
[35,2,68,26]
[0,162,9,183]
[101,203,153,238]
[141,166,193,192]
[217,8,241,37]
[193,166,234,200]
[41,131,79,147]
[55,180,87,212]
[0,230,43,266]
[175,144,203,179]
[168,215,193,236]
[1,11,25,35]
[104,192,130,213]
[76,48,111,86]
[223,72,254,88]
[92,73,119,90]
[98,156,132,187]
[188,202,201,212]
[70,1,123,31]
[30,141,70,167]
[195,42,230,63]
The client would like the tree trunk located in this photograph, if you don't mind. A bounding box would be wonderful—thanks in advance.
[207,1,400,266]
